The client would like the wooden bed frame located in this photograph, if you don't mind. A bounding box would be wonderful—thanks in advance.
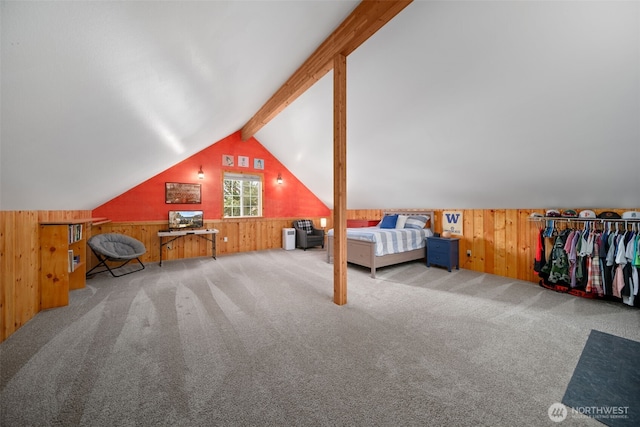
[326,211,434,278]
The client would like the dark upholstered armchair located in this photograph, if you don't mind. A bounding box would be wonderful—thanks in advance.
[292,220,324,250]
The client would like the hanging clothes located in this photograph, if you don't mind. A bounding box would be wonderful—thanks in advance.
[541,228,572,286]
[599,229,611,295]
[633,232,640,307]
[622,231,636,306]
[575,229,589,289]
[534,228,546,275]
[613,232,628,298]
[535,217,640,308]
[586,230,604,296]
[567,230,579,288]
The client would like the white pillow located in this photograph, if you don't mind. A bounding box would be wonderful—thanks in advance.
[405,215,429,229]
[395,214,408,229]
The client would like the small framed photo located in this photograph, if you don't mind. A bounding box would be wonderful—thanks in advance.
[238,156,249,167]
[254,158,264,169]
[222,155,234,166]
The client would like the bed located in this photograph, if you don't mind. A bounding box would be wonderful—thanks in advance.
[326,211,434,278]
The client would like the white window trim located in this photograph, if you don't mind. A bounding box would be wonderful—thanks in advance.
[223,172,263,218]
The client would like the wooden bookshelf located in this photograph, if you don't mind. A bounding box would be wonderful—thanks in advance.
[39,219,93,309]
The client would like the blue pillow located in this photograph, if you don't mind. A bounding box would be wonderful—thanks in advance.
[379,214,398,229]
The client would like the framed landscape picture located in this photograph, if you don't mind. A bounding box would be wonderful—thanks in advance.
[165,182,201,204]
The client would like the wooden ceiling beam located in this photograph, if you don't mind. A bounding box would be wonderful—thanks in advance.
[240,0,412,140]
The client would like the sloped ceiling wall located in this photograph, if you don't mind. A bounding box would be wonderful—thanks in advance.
[258,0,640,209]
[0,0,358,210]
[1,1,638,211]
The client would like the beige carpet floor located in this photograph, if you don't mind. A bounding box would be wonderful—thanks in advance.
[1,248,638,426]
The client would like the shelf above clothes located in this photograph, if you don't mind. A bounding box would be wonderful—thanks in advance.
[529,216,640,224]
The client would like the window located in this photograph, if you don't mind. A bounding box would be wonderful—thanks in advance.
[223,173,262,218]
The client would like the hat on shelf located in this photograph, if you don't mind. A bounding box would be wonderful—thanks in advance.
[561,209,578,218]
[546,209,561,217]
[622,211,640,219]
[579,210,596,219]
[530,212,544,218]
[597,211,621,219]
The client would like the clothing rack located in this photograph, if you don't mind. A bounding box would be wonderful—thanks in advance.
[530,217,640,236]
[532,216,640,307]
[529,216,640,225]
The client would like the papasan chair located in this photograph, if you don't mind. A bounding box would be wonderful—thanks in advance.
[86,233,146,278]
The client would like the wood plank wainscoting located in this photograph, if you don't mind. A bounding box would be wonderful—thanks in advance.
[89,217,331,265]
[1,210,92,342]
[2,208,635,343]
[92,210,547,283]
[346,209,541,283]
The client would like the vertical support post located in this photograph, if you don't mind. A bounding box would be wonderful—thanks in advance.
[333,53,347,305]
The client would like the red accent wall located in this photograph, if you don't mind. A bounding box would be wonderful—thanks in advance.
[92,131,330,221]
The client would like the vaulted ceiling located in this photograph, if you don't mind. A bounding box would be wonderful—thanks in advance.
[2,1,638,211]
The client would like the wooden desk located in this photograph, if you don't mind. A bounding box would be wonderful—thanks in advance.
[158,229,218,266]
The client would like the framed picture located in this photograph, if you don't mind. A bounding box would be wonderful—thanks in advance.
[254,158,264,169]
[165,182,201,204]
[222,154,234,166]
[238,156,249,167]
[442,211,463,235]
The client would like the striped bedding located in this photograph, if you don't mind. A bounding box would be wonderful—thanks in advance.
[328,227,433,257]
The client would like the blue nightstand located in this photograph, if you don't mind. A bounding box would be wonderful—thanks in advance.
[426,236,460,272]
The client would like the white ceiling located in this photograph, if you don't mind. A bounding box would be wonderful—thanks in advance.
[2,1,639,211]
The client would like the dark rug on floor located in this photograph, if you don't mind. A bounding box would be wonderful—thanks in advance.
[562,330,640,427]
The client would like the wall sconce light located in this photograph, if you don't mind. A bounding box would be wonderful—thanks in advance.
[320,218,327,229]
[277,173,283,184]
[197,166,204,179]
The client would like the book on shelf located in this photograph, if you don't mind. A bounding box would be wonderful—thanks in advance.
[68,224,83,243]
[68,250,74,272]
[68,252,81,272]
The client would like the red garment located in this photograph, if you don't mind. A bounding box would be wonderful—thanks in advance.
[534,229,546,274]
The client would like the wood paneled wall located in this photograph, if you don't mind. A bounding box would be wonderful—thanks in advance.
[456,209,539,282]
[345,208,638,283]
[346,209,540,282]
[1,211,39,342]
[0,210,91,342]
[90,217,330,264]
[3,208,636,343]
